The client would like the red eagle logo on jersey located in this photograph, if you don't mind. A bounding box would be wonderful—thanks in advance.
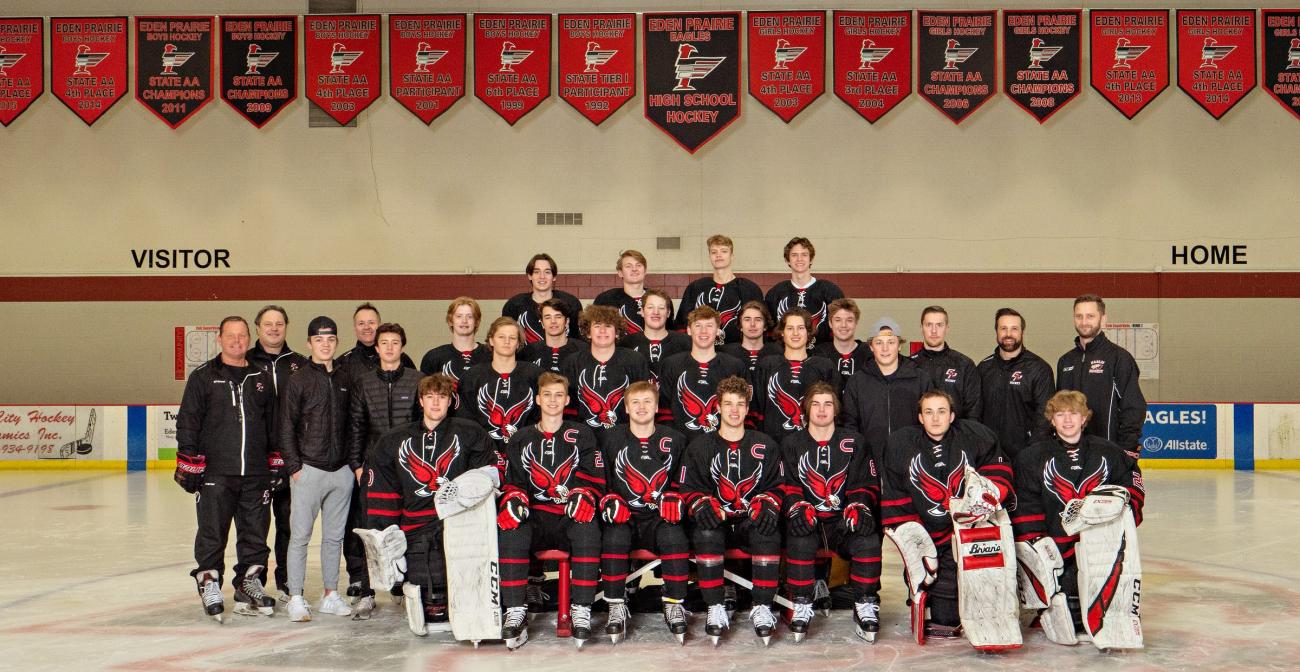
[1043,459,1109,506]
[710,452,763,514]
[677,372,719,432]
[718,302,741,334]
[398,435,461,497]
[619,305,642,335]
[798,452,848,512]
[615,448,670,509]
[522,441,579,504]
[477,386,532,441]
[578,370,628,429]
[518,311,544,344]
[808,303,829,334]
[766,374,804,431]
[909,452,968,517]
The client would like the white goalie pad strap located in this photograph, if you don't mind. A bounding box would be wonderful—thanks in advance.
[1014,537,1063,609]
[1076,508,1143,650]
[1040,593,1079,646]
[885,521,938,596]
[435,466,501,519]
[1060,485,1130,535]
[353,525,408,591]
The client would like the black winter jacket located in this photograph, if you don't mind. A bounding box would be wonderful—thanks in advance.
[279,360,355,473]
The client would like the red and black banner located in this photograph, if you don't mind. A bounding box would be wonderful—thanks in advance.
[643,12,742,153]
[305,14,381,125]
[917,10,997,124]
[1003,10,1081,123]
[1261,10,1300,120]
[220,16,297,128]
[558,14,636,125]
[135,17,213,129]
[0,18,43,127]
[1176,9,1256,119]
[748,11,825,123]
[474,14,550,125]
[832,11,912,124]
[1089,10,1170,120]
[50,17,129,126]
[389,14,466,125]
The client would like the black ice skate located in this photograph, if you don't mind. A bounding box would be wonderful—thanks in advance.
[705,603,730,646]
[750,604,776,647]
[854,596,880,643]
[789,598,815,644]
[571,604,593,649]
[195,570,224,623]
[233,566,274,617]
[502,606,530,651]
[605,599,629,645]
[662,598,688,645]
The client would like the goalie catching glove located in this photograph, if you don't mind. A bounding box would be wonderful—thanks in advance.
[951,467,1002,525]
[352,525,408,591]
[434,466,499,519]
[1060,485,1130,535]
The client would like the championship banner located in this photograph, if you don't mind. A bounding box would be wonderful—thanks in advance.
[50,17,129,126]
[1089,10,1170,119]
[474,13,551,125]
[1176,9,1256,120]
[832,11,912,124]
[0,18,43,127]
[305,14,381,125]
[1003,10,1081,123]
[643,12,742,153]
[135,17,214,129]
[1261,10,1300,120]
[748,11,825,123]
[220,15,297,128]
[558,13,636,125]
[389,14,466,125]
[917,10,998,124]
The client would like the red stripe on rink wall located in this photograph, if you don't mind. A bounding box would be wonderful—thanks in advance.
[0,271,1294,302]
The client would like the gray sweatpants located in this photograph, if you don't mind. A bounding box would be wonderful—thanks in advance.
[287,464,354,595]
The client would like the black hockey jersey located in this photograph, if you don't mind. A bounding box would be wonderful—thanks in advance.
[456,362,542,444]
[593,288,675,336]
[911,345,983,421]
[680,430,784,518]
[674,277,764,345]
[755,355,841,443]
[364,417,495,533]
[502,290,584,343]
[719,341,784,375]
[656,351,748,442]
[779,428,879,518]
[419,343,492,381]
[598,424,688,519]
[763,278,845,346]
[619,331,691,381]
[811,340,872,382]
[503,421,606,515]
[560,348,651,430]
[521,338,586,373]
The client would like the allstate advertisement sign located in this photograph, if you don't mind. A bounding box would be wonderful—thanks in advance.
[1141,404,1217,459]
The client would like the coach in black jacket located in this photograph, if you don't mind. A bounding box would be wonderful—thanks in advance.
[978,308,1055,460]
[1056,295,1148,459]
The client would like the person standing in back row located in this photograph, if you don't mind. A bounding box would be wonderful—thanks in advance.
[764,237,844,347]
[1055,294,1147,461]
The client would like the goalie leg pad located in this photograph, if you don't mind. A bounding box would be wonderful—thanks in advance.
[951,509,1022,650]
[885,521,938,596]
[1075,508,1143,650]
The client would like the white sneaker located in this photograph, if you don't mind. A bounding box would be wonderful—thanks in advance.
[318,592,352,617]
[288,595,312,622]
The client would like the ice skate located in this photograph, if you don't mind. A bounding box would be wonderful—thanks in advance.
[195,570,224,623]
[705,603,730,646]
[350,595,375,620]
[750,604,776,646]
[233,566,274,617]
[813,579,832,616]
[662,599,688,645]
[605,599,629,645]
[854,596,880,643]
[572,604,593,649]
[789,598,814,644]
[503,606,530,650]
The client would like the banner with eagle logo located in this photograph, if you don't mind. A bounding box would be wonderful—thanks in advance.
[1261,10,1300,120]
[389,14,466,125]
[0,18,44,127]
[305,14,381,125]
[747,10,825,123]
[917,10,998,124]
[219,16,297,128]
[135,17,213,129]
[643,11,742,153]
[558,13,635,125]
[51,17,129,126]
[1176,9,1255,120]
[832,11,912,124]
[1089,10,1170,120]
[474,13,550,125]
[1002,10,1081,123]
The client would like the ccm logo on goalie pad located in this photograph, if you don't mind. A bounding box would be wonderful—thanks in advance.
[958,526,1007,571]
[1087,534,1130,635]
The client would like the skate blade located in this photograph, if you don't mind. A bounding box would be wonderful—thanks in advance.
[210,613,224,624]
[351,609,373,621]
[760,635,771,647]
[575,638,587,650]
[608,632,624,645]
[234,604,274,617]
[675,632,686,645]
[472,641,481,650]
[792,632,805,644]
[506,629,529,651]
[855,627,877,644]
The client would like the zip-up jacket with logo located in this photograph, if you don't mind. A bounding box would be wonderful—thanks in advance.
[841,358,935,461]
[598,424,688,520]
[560,348,650,431]
[456,361,543,444]
[674,276,764,345]
[680,429,784,518]
[349,366,420,461]
[176,356,277,476]
[502,421,605,515]
[779,428,878,518]
[911,345,983,421]
[881,420,1012,545]
[1055,332,1148,454]
[1011,435,1145,562]
[977,347,1055,459]
[522,338,586,373]
[279,360,354,474]
[657,351,748,442]
[763,278,845,347]
[248,341,309,399]
[365,417,495,533]
[503,290,584,343]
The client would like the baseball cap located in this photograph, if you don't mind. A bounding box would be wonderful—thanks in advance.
[870,316,902,339]
[307,316,338,337]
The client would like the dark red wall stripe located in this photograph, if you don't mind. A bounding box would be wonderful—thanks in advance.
[0,272,1291,302]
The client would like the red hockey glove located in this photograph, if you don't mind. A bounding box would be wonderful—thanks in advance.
[787,501,817,537]
[267,451,286,490]
[748,493,780,536]
[497,489,530,531]
[600,493,631,525]
[690,496,724,530]
[659,491,684,524]
[843,502,874,536]
[566,487,598,524]
[174,452,205,494]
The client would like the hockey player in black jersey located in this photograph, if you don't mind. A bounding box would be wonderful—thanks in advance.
[657,306,747,443]
[520,298,586,373]
[456,317,542,446]
[561,305,651,431]
[811,298,872,382]
[681,376,785,646]
[674,235,763,345]
[718,300,782,377]
[418,297,492,386]
[911,306,982,420]
[881,391,1013,639]
[755,309,841,443]
[596,381,692,644]
[502,253,584,344]
[779,382,882,643]
[593,249,674,335]
[764,237,844,347]
[619,289,690,381]
[497,373,606,650]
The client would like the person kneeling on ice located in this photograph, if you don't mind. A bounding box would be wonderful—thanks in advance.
[881,390,1014,644]
[359,374,497,634]
[497,372,606,650]
[779,382,882,643]
[680,376,785,646]
[1012,390,1146,650]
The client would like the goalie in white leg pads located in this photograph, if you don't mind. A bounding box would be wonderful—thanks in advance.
[1011,391,1146,651]
[949,467,1022,651]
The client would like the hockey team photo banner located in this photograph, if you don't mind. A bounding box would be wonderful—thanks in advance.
[50,17,129,126]
[135,16,214,129]
[220,16,297,128]
[1003,10,1082,123]
[832,11,912,124]
[1089,10,1170,119]
[1176,9,1256,119]
[558,13,636,125]
[474,13,551,125]
[389,14,466,125]
[0,18,43,127]
[748,11,825,123]
[305,14,381,125]
[644,12,742,153]
[917,10,998,124]
[1261,10,1300,120]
